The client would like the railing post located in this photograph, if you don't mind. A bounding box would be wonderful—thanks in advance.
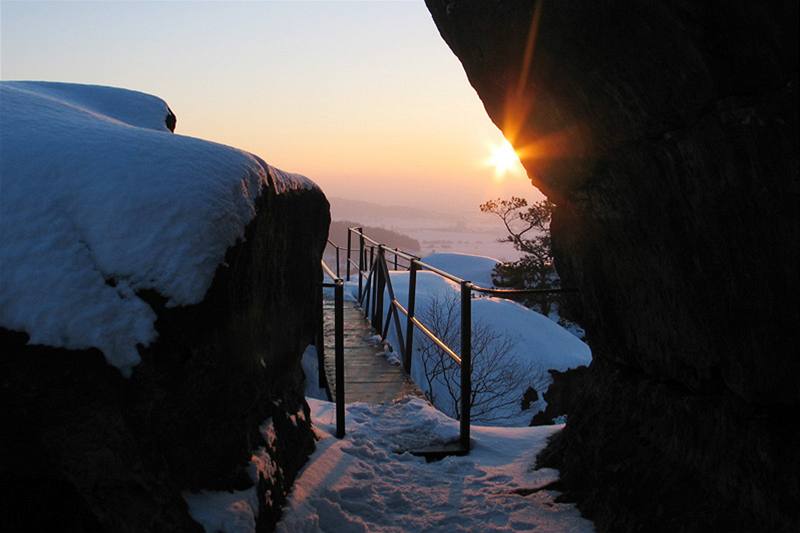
[460,281,472,452]
[357,229,364,301]
[346,229,352,282]
[335,246,340,278]
[334,281,345,438]
[374,246,385,334]
[370,249,377,321]
[369,245,374,273]
[394,248,398,270]
[404,260,418,373]
[363,260,373,314]
[316,283,328,391]
[370,247,378,328]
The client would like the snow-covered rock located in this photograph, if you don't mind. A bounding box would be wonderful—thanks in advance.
[0,81,316,375]
[422,251,501,288]
[0,82,329,532]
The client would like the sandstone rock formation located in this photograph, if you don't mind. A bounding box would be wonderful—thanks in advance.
[1,183,329,532]
[426,1,799,530]
[0,91,330,531]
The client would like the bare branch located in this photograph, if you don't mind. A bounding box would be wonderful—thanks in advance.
[416,292,550,423]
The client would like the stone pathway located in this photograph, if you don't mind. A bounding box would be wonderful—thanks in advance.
[322,299,420,404]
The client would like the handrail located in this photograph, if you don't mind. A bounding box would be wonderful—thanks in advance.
[340,229,473,450]
[345,226,578,294]
[321,259,339,281]
[392,300,461,364]
[347,226,466,284]
[470,285,579,295]
[325,240,343,278]
[319,258,345,439]
[325,226,578,454]
[416,260,466,284]
[348,228,382,247]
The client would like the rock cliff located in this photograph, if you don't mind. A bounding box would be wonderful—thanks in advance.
[0,84,330,531]
[426,1,799,530]
[0,184,329,532]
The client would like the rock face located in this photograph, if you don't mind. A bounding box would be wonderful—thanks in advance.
[426,1,798,530]
[530,367,587,426]
[0,184,330,531]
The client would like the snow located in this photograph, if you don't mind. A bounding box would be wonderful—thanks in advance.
[344,269,591,425]
[184,418,284,532]
[302,344,329,401]
[0,81,317,375]
[184,489,260,533]
[5,80,176,132]
[422,251,501,288]
[269,164,319,193]
[379,343,402,366]
[277,398,593,532]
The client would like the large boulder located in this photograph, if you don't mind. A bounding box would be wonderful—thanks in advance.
[426,1,798,531]
[0,82,329,531]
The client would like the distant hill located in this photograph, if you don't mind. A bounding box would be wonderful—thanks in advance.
[328,220,421,252]
[328,197,455,222]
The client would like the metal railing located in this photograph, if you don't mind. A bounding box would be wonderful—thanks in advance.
[319,258,345,439]
[323,228,576,454]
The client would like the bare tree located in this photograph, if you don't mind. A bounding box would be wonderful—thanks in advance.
[416,292,549,423]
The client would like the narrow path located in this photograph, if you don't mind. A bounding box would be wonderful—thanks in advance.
[322,298,420,404]
[277,399,594,532]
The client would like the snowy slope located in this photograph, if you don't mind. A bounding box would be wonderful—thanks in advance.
[345,270,591,424]
[422,251,501,288]
[0,81,317,375]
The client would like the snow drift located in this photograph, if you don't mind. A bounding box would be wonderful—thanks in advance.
[422,251,501,288]
[0,81,315,375]
[345,253,591,424]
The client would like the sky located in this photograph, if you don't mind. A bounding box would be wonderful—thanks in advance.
[1,0,542,214]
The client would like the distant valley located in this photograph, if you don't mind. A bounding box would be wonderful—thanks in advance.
[328,196,525,261]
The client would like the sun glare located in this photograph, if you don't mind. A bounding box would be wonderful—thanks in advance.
[487,139,522,180]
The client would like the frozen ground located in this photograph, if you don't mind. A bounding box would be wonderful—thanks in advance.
[186,358,594,532]
[276,398,593,533]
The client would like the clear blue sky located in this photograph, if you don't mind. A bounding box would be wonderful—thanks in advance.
[1,1,539,212]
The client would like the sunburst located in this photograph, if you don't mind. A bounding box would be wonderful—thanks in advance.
[486,139,522,180]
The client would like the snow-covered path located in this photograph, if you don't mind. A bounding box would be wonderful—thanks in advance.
[277,398,593,532]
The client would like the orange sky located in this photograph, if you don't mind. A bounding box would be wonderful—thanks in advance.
[1,1,543,213]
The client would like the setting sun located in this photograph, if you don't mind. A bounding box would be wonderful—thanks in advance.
[487,138,522,179]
